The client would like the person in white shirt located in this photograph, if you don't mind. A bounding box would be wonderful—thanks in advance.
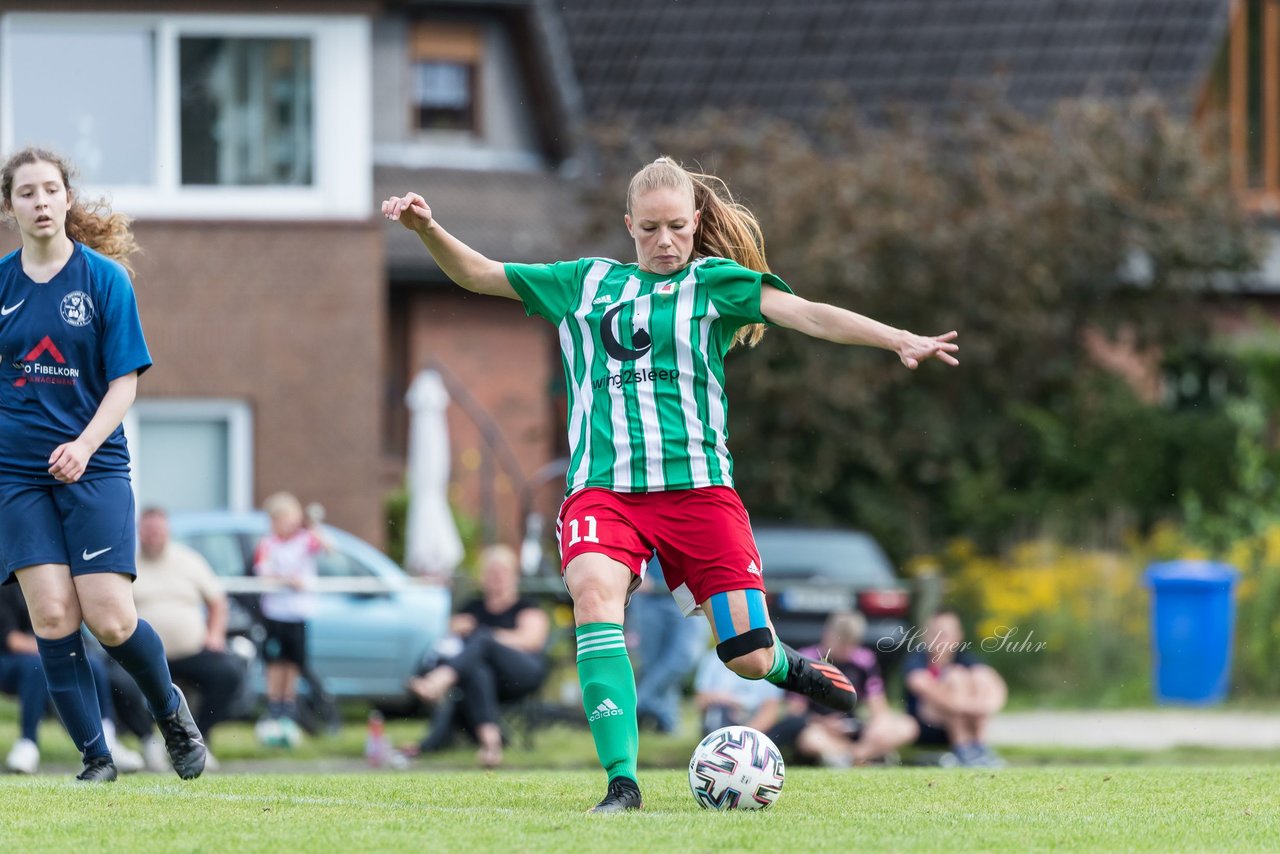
[252,492,324,746]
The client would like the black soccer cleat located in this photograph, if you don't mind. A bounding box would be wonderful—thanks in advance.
[588,777,643,814]
[156,685,207,780]
[76,754,118,783]
[779,644,858,714]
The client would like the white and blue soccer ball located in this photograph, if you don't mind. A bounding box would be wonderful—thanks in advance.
[254,717,285,747]
[688,725,785,810]
[254,717,304,749]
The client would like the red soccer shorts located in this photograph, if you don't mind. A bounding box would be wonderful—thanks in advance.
[555,486,765,615]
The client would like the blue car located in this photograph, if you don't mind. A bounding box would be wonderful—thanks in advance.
[166,511,451,707]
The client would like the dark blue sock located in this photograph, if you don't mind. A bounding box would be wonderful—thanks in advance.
[12,657,47,742]
[101,620,178,719]
[35,632,110,759]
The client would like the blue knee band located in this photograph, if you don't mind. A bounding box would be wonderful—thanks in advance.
[709,592,736,642]
[708,589,770,642]
[745,589,767,630]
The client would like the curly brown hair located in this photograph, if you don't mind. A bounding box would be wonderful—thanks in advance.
[1,147,140,276]
[627,157,771,349]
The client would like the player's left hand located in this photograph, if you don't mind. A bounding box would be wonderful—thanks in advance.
[898,330,959,370]
[48,440,93,483]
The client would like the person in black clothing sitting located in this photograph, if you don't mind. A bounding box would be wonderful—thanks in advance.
[407,545,550,767]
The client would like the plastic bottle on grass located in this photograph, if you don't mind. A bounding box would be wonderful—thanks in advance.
[366,710,390,767]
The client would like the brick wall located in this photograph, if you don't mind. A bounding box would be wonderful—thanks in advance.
[1,220,390,546]
[403,288,561,549]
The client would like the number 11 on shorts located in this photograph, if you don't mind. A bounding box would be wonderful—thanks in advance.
[567,515,600,546]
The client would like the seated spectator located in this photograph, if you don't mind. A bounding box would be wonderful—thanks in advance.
[630,557,710,734]
[407,545,550,768]
[769,611,919,768]
[109,507,246,771]
[693,647,784,736]
[1,583,142,774]
[903,609,1007,767]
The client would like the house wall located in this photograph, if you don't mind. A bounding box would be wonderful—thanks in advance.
[402,287,561,548]
[0,221,390,546]
[372,12,546,170]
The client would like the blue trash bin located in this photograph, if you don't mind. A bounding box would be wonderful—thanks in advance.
[1143,561,1239,705]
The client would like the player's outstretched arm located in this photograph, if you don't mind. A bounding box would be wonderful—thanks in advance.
[760,285,959,370]
[381,192,517,300]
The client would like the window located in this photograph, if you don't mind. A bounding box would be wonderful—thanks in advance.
[125,399,253,513]
[6,26,156,185]
[0,13,369,219]
[317,549,378,579]
[183,532,251,578]
[409,22,481,134]
[180,37,313,186]
[1203,0,1280,207]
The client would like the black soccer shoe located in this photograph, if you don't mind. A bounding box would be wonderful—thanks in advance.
[779,644,858,714]
[76,755,118,783]
[588,777,643,814]
[157,685,207,780]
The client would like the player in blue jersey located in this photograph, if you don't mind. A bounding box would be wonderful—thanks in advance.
[0,147,206,782]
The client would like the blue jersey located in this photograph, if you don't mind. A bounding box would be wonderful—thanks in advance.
[0,243,151,483]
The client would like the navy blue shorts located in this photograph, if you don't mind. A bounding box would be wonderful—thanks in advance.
[0,476,137,583]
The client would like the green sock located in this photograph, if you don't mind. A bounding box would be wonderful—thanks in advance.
[575,622,638,785]
[763,637,790,685]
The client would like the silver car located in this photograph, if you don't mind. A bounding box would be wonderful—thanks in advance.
[167,511,451,707]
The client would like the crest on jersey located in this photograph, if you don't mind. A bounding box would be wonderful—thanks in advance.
[60,291,95,327]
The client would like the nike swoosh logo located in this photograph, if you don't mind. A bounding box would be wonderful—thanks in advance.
[82,547,112,561]
[0,300,23,316]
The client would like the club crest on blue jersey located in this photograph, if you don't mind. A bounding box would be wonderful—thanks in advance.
[60,291,95,327]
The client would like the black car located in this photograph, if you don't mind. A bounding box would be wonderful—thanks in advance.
[754,526,912,659]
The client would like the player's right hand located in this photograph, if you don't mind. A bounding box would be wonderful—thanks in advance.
[381,192,433,231]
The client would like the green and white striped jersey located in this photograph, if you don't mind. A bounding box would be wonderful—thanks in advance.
[505,256,793,495]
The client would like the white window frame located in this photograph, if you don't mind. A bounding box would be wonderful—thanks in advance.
[0,13,371,220]
[125,398,254,512]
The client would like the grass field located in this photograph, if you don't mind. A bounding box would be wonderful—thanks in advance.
[6,700,1280,850]
[3,766,1279,852]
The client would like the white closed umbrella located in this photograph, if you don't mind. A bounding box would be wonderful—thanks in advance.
[404,369,464,578]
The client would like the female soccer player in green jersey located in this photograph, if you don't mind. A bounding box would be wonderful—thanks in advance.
[383,157,958,812]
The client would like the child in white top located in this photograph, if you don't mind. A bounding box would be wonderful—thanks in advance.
[253,492,323,743]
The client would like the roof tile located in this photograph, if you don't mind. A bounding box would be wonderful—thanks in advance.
[556,0,1230,124]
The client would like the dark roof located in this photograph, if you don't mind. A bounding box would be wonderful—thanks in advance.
[555,0,1232,126]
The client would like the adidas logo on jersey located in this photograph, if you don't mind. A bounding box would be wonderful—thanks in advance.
[747,560,761,576]
[592,294,614,305]
[589,698,625,721]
